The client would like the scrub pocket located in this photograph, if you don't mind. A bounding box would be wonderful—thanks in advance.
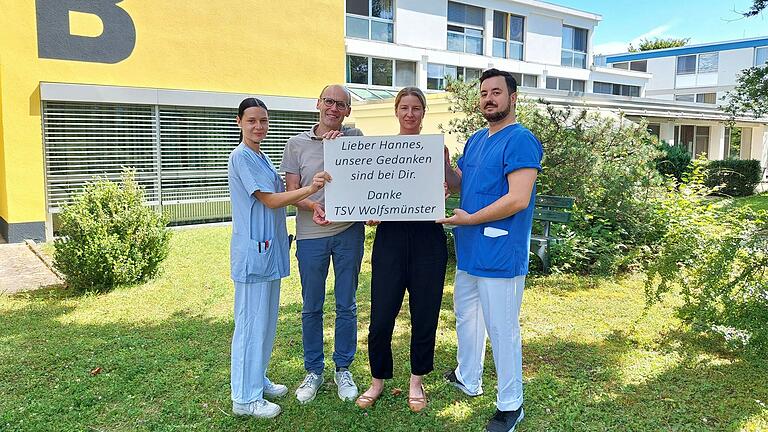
[231,234,278,280]
[246,239,276,278]
[475,226,514,272]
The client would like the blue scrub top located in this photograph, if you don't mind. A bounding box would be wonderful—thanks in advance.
[228,143,290,283]
[454,123,543,278]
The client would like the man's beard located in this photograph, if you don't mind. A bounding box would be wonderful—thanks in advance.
[482,103,511,122]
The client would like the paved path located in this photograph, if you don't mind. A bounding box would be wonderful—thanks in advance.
[0,243,62,295]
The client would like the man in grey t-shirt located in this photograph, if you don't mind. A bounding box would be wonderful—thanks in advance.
[280,84,364,404]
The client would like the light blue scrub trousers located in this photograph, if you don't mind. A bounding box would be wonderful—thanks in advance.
[230,279,280,404]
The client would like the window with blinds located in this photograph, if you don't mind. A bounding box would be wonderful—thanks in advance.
[43,102,159,210]
[43,101,317,223]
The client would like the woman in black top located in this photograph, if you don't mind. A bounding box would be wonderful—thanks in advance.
[356,87,448,412]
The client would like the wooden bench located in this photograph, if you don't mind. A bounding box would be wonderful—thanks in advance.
[445,194,574,274]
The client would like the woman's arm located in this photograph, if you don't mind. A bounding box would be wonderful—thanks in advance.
[255,171,331,209]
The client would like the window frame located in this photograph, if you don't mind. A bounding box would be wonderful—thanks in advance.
[447,1,485,55]
[509,72,537,88]
[561,25,588,69]
[345,0,395,43]
[676,52,719,75]
[427,63,481,90]
[346,55,417,88]
[492,11,525,61]
[546,77,585,92]
[674,125,709,156]
[755,46,768,67]
[695,92,716,104]
[593,81,640,97]
[697,52,719,74]
[675,93,716,104]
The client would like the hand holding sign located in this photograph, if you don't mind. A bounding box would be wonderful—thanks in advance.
[323,135,446,222]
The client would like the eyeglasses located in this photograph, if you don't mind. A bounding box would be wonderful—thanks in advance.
[320,97,349,110]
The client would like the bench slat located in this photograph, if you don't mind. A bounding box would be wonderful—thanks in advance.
[533,208,572,223]
[536,195,574,209]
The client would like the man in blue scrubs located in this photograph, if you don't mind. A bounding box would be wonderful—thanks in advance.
[439,69,543,432]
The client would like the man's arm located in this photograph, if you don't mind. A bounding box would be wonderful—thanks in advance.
[285,172,331,226]
[436,168,537,225]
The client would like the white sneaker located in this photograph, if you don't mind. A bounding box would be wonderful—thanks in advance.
[232,399,281,418]
[263,381,288,398]
[334,369,359,401]
[295,372,324,404]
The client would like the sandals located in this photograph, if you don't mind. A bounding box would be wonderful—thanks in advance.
[356,385,428,412]
[355,392,380,409]
[408,385,428,413]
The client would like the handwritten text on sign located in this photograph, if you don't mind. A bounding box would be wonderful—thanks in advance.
[323,134,445,221]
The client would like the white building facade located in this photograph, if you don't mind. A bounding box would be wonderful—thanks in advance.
[599,37,768,166]
[343,0,650,100]
[603,37,768,105]
[343,1,768,184]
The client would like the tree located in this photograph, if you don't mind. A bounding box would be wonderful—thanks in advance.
[743,0,766,16]
[723,65,768,119]
[722,0,767,118]
[628,37,689,52]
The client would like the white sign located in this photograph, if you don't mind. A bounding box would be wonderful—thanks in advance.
[323,134,446,221]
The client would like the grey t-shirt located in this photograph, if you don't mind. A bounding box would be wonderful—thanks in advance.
[280,124,364,240]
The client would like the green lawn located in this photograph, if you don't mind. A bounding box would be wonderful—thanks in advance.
[2,225,767,431]
[732,193,768,212]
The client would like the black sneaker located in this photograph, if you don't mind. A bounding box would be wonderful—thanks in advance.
[443,369,482,397]
[485,407,524,432]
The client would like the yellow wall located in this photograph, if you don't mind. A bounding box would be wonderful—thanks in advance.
[349,93,468,155]
[0,0,345,224]
[0,61,6,221]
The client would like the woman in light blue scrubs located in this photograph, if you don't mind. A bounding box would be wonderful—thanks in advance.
[228,97,330,419]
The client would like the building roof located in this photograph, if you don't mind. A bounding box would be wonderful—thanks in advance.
[520,0,602,21]
[605,36,768,63]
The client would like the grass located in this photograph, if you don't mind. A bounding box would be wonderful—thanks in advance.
[2,224,767,431]
[732,192,768,212]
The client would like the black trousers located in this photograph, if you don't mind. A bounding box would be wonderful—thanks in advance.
[368,221,448,378]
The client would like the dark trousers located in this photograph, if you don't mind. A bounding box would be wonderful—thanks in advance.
[368,221,448,378]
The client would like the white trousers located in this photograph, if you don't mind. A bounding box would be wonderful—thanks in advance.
[231,279,280,404]
[453,270,525,411]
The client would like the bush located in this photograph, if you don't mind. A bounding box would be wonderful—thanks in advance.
[515,102,666,274]
[705,159,762,197]
[440,78,666,275]
[656,141,692,183]
[53,170,171,292]
[646,161,768,354]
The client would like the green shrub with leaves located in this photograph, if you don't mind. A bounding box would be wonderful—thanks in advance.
[656,141,692,183]
[705,159,762,197]
[645,160,768,353]
[53,170,171,292]
[440,78,665,274]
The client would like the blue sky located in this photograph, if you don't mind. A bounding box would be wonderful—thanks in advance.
[547,0,767,54]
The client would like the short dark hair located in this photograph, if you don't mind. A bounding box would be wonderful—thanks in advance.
[479,68,517,95]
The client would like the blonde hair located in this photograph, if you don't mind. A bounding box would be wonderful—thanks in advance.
[394,87,427,111]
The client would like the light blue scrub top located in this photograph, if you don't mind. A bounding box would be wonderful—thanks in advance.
[454,123,543,278]
[228,143,290,283]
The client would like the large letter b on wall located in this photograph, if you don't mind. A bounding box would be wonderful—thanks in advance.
[36,0,136,64]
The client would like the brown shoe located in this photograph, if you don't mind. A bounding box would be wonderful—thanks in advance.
[356,392,380,409]
[408,385,428,413]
